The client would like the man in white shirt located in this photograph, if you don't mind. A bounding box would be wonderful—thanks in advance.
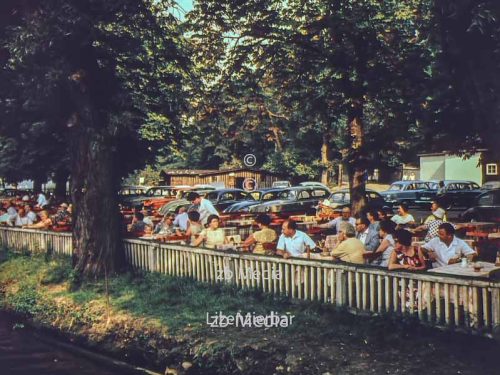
[173,207,189,231]
[6,201,18,225]
[276,219,317,258]
[24,204,37,223]
[319,207,356,233]
[36,192,48,208]
[422,222,476,268]
[15,207,33,227]
[187,192,219,225]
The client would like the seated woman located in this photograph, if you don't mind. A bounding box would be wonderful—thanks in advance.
[154,214,175,235]
[366,220,396,267]
[23,210,52,230]
[242,214,277,254]
[390,203,415,228]
[193,214,225,249]
[388,229,426,271]
[185,210,203,245]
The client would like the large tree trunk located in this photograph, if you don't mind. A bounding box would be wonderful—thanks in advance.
[71,128,124,277]
[67,63,124,279]
[345,109,367,216]
[320,134,331,185]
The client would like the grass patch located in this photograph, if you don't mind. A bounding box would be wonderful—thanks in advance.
[0,251,322,334]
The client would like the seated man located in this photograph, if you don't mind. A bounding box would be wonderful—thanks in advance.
[14,207,33,227]
[242,214,277,254]
[173,207,189,232]
[355,216,380,252]
[24,204,38,223]
[422,222,476,268]
[142,209,155,228]
[128,212,150,234]
[318,207,356,233]
[5,201,18,225]
[0,208,12,225]
[331,223,365,264]
[276,219,316,259]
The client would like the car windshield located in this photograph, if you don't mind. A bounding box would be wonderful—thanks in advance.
[388,184,403,191]
[329,193,346,203]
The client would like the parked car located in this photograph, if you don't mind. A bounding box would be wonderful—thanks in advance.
[459,189,500,223]
[118,185,149,207]
[203,189,252,211]
[298,181,331,191]
[248,186,330,216]
[123,185,178,209]
[379,181,431,207]
[223,188,286,213]
[143,186,215,211]
[324,189,386,211]
[272,180,291,188]
[416,180,482,209]
[158,198,192,216]
[481,181,500,190]
[158,189,248,215]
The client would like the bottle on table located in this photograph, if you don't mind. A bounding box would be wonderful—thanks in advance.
[495,251,500,267]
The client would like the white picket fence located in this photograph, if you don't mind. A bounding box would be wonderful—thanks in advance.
[1,227,499,337]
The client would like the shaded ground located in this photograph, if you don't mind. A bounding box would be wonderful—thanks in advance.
[0,311,125,375]
[0,252,498,375]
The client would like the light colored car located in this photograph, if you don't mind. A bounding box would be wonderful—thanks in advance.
[299,181,330,192]
[272,180,291,188]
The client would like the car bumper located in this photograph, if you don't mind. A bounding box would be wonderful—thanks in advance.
[415,197,433,205]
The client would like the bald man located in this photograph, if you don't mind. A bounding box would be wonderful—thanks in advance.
[319,206,356,234]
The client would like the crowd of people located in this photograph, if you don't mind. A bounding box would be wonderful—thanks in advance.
[0,192,72,230]
[2,188,478,272]
[124,194,477,271]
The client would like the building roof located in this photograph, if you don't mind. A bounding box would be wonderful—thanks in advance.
[418,149,488,157]
[161,167,285,177]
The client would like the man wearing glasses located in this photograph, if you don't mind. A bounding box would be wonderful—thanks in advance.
[355,217,380,252]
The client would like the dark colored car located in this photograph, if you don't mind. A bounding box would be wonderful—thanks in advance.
[416,180,483,209]
[204,189,252,212]
[223,188,286,213]
[459,189,500,223]
[324,189,386,211]
[0,188,33,198]
[248,187,330,216]
[379,181,431,207]
[118,185,149,207]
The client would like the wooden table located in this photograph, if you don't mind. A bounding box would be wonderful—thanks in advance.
[428,261,500,278]
[488,232,500,240]
[413,239,474,248]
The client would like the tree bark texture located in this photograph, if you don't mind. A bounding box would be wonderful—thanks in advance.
[67,58,125,278]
